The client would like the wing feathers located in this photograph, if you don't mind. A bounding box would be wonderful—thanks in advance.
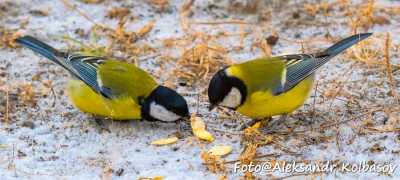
[65,54,110,97]
[279,33,372,92]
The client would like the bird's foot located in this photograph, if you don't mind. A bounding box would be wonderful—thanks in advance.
[262,114,288,134]
[94,117,111,133]
[177,123,191,138]
[238,117,271,131]
[178,120,191,132]
[238,119,258,131]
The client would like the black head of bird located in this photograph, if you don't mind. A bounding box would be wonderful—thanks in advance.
[208,68,247,111]
[141,86,189,122]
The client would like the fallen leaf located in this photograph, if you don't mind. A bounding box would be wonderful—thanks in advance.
[151,137,178,146]
[149,0,170,10]
[138,176,164,180]
[106,7,130,19]
[219,175,228,180]
[137,21,155,37]
[153,176,164,180]
[208,145,232,156]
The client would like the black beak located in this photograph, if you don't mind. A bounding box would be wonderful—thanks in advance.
[208,104,216,111]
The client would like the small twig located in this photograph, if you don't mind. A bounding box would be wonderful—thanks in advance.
[335,113,347,152]
[179,0,195,34]
[192,20,252,25]
[138,53,161,61]
[326,62,356,111]
[209,127,242,135]
[273,142,297,154]
[279,36,331,46]
[275,108,383,135]
[365,127,400,133]
[383,33,399,104]
[4,87,9,125]
[50,87,57,108]
[60,0,110,30]
[311,81,319,118]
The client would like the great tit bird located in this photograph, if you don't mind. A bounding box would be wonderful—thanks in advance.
[16,35,189,122]
[208,33,372,127]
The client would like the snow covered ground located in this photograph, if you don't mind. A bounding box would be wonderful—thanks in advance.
[0,0,400,179]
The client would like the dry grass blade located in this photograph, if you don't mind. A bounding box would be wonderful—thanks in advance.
[60,0,108,29]
[0,28,21,48]
[5,87,9,124]
[179,0,195,33]
[149,0,170,10]
[239,143,258,165]
[138,176,164,180]
[137,21,155,38]
[19,83,37,106]
[237,143,259,179]
[200,151,226,174]
[193,20,251,25]
[80,0,104,4]
[174,43,231,85]
[106,7,130,19]
[276,108,383,135]
[383,33,399,104]
[109,19,138,44]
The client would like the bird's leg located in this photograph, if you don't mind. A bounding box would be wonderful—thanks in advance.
[94,116,111,133]
[176,119,191,138]
[238,117,274,131]
[237,117,265,130]
[149,122,159,128]
[271,114,288,127]
[238,119,258,130]
[262,114,288,133]
[178,119,191,132]
[260,117,272,127]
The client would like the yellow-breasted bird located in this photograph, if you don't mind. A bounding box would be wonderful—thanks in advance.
[207,33,372,128]
[16,35,189,122]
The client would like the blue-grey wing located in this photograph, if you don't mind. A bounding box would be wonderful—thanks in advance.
[279,53,328,92]
[62,54,111,98]
[279,33,372,92]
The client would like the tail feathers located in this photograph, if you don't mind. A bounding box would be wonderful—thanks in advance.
[323,33,372,57]
[16,36,66,66]
[283,33,372,92]
[312,33,372,72]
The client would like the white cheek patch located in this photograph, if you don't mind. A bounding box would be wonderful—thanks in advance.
[220,87,242,108]
[149,101,181,122]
